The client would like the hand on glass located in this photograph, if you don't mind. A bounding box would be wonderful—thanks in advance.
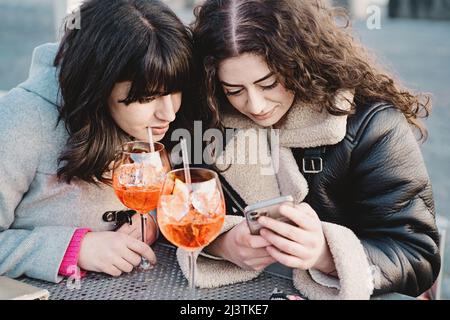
[207,220,276,271]
[78,231,157,277]
[116,213,158,245]
[257,203,336,275]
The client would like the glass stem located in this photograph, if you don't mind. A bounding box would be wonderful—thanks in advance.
[141,213,147,243]
[139,214,151,270]
[188,251,197,300]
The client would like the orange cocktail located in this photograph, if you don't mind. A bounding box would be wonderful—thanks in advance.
[112,141,171,270]
[113,181,162,213]
[158,171,226,251]
[159,205,225,251]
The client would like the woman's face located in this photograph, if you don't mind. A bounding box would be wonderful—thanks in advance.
[218,53,295,127]
[108,82,181,141]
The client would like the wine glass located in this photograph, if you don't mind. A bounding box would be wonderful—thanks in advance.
[157,168,226,299]
[112,141,171,270]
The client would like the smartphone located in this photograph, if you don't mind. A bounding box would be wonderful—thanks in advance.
[244,195,294,235]
[0,276,49,300]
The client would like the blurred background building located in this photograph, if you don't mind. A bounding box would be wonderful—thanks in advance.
[0,0,449,299]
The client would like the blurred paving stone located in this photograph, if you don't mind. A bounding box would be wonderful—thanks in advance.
[0,0,54,90]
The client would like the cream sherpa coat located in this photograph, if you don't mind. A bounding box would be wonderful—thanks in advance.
[177,90,375,300]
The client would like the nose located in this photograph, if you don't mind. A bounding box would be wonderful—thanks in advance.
[247,88,267,115]
[155,94,176,123]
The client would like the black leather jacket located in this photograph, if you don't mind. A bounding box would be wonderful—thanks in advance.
[222,102,441,297]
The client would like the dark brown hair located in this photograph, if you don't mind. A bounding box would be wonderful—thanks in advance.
[192,0,431,140]
[54,0,193,184]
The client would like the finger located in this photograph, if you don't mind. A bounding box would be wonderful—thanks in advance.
[146,217,158,244]
[278,204,316,231]
[103,265,123,277]
[297,203,318,219]
[128,228,141,240]
[266,246,306,269]
[260,228,309,259]
[296,203,320,228]
[242,234,272,249]
[258,215,309,243]
[245,256,277,271]
[116,224,132,234]
[128,227,139,237]
[241,247,275,259]
[121,248,142,267]
[127,238,157,265]
[113,258,134,273]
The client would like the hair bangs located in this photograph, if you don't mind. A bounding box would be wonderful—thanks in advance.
[121,35,192,105]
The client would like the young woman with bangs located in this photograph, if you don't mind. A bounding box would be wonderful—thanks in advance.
[0,0,192,282]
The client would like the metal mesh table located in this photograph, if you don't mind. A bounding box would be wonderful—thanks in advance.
[20,243,298,300]
[19,242,415,300]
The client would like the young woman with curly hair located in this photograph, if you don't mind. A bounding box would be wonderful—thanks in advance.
[176,0,440,300]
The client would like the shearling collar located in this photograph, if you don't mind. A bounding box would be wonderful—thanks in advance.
[220,89,354,148]
[215,90,354,206]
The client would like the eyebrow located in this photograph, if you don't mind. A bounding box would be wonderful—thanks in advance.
[220,72,275,87]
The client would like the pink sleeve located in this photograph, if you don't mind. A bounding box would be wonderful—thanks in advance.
[58,228,91,278]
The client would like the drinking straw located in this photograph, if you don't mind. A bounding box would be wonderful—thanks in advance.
[180,138,192,189]
[147,127,156,153]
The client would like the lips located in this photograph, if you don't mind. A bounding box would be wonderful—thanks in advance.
[151,125,170,135]
[250,108,276,121]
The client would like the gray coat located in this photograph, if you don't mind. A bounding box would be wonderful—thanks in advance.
[0,43,126,283]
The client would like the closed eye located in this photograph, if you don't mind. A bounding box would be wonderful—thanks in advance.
[118,94,161,105]
[224,80,278,96]
[261,81,279,91]
[138,95,158,103]
[225,88,244,97]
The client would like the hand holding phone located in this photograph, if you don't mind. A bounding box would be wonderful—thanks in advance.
[248,201,335,273]
[244,195,295,235]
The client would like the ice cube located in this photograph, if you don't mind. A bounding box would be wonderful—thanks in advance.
[159,194,190,221]
[192,178,217,193]
[141,165,166,186]
[143,152,164,169]
[173,179,190,201]
[118,163,143,186]
[130,152,163,169]
[192,189,221,216]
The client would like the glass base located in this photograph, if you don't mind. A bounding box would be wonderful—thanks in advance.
[139,258,153,271]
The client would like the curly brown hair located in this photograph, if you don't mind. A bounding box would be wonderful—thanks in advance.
[192,0,431,141]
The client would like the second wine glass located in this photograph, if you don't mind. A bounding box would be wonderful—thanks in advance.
[157,168,226,299]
